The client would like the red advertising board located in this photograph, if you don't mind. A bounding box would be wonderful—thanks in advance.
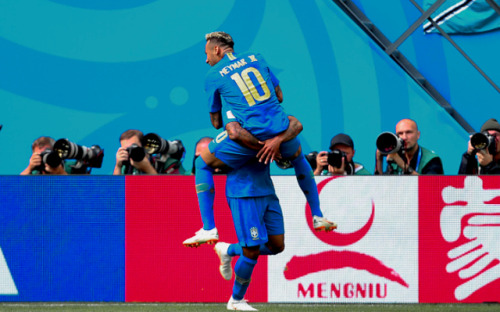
[124,175,500,303]
[124,175,267,302]
[419,176,500,303]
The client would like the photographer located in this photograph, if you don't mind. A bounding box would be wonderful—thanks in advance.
[114,129,186,175]
[20,136,68,175]
[313,133,370,176]
[458,118,500,174]
[375,119,443,175]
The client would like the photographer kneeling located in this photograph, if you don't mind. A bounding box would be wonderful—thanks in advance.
[458,118,500,175]
[114,129,186,175]
[312,133,370,176]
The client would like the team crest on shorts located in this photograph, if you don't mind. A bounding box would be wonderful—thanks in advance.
[250,227,259,240]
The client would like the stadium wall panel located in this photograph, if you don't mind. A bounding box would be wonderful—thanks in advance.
[0,175,499,303]
[0,176,125,301]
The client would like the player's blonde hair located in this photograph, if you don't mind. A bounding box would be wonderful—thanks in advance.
[205,31,234,49]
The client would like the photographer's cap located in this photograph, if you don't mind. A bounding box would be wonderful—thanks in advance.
[329,133,354,150]
[480,118,500,133]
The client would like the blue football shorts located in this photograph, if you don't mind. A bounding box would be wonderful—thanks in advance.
[208,130,300,169]
[227,194,284,247]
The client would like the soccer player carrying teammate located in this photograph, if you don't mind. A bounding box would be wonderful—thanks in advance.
[183,31,336,247]
[215,159,284,311]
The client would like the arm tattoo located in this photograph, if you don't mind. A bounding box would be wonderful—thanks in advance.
[227,122,262,150]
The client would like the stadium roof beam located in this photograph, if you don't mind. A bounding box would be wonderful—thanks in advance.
[409,0,500,95]
[331,0,479,133]
[485,0,500,16]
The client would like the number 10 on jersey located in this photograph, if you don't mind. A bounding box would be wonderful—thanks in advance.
[231,67,271,106]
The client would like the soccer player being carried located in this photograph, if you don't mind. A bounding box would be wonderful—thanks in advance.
[183,31,337,248]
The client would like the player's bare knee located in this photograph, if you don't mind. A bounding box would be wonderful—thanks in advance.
[267,241,285,255]
[272,243,285,255]
[242,246,260,260]
[289,145,302,161]
[201,147,225,168]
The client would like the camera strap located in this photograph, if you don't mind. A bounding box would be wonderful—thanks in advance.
[415,147,422,172]
[346,161,354,175]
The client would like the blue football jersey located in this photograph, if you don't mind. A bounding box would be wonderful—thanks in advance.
[205,52,289,140]
[225,159,275,198]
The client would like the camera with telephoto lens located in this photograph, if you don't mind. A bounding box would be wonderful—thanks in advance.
[53,138,104,173]
[376,132,404,155]
[328,149,347,169]
[142,133,185,173]
[470,131,497,155]
[142,133,185,160]
[35,149,62,173]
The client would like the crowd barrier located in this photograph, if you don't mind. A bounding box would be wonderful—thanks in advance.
[0,175,499,303]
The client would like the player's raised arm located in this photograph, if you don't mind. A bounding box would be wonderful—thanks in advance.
[275,85,283,103]
[226,121,263,150]
[210,111,223,130]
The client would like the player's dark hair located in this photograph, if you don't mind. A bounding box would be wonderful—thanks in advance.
[32,136,55,152]
[120,129,144,142]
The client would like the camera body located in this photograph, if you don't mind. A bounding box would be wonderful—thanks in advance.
[470,131,497,155]
[327,149,347,169]
[126,143,146,162]
[376,132,404,155]
[35,149,62,173]
[305,150,348,171]
[305,151,319,171]
[53,138,104,173]
[120,143,146,173]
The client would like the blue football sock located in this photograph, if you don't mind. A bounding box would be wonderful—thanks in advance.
[233,255,257,300]
[228,244,242,257]
[194,156,216,230]
[292,153,323,217]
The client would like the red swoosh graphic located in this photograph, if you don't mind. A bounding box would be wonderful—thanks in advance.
[284,250,409,288]
[307,177,375,246]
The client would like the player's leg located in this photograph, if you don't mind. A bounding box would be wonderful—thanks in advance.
[260,193,285,255]
[215,194,281,284]
[280,138,321,216]
[222,234,282,258]
[216,244,259,311]
[184,132,258,247]
[280,138,337,232]
[215,199,280,308]
[226,246,258,311]
[224,196,265,311]
[223,194,284,258]
[291,147,338,231]
[183,148,226,247]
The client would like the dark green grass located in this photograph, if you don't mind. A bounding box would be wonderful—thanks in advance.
[0,303,499,312]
